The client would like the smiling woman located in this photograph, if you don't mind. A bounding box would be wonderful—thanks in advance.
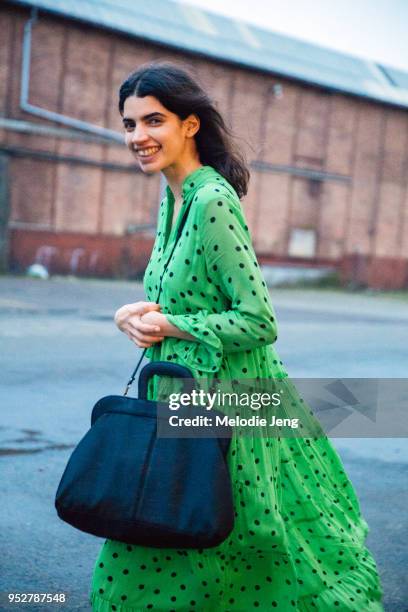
[122,94,201,184]
[123,109,166,164]
[89,61,384,612]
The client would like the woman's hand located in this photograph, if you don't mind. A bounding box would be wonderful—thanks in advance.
[141,310,199,343]
[114,301,165,348]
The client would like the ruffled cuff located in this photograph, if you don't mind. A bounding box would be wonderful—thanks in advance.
[165,310,224,374]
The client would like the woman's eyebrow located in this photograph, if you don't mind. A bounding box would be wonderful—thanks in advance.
[122,112,166,124]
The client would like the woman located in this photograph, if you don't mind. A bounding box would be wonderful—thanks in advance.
[90,61,384,611]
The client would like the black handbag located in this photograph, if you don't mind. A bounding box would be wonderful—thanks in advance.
[55,193,235,548]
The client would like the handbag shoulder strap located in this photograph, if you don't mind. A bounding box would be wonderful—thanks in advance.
[123,196,194,396]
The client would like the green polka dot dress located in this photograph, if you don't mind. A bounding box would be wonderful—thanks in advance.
[90,165,384,611]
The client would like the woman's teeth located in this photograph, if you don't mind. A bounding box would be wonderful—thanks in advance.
[137,146,161,157]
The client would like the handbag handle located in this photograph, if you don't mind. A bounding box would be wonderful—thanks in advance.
[123,196,194,396]
[138,361,196,400]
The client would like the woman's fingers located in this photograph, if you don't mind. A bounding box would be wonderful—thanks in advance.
[121,301,161,315]
[136,321,161,334]
[115,303,162,330]
[144,302,161,310]
[133,340,153,348]
[125,333,151,347]
[125,326,164,345]
[128,318,161,336]
[119,310,164,348]
[132,335,164,345]
[127,325,163,342]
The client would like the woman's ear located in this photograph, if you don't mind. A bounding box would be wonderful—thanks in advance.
[184,114,200,138]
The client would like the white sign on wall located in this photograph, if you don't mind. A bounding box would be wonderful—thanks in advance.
[288,228,316,258]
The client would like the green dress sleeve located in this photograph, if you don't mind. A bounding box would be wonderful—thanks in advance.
[166,186,278,371]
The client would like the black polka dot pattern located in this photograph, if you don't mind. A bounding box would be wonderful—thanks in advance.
[90,166,384,611]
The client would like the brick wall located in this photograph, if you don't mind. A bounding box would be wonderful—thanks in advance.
[1,4,408,287]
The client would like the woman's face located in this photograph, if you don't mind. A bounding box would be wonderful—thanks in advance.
[122,95,198,173]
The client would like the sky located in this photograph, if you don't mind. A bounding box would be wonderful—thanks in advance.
[174,0,407,72]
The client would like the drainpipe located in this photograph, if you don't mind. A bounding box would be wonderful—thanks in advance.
[0,153,10,273]
[0,117,123,145]
[18,8,162,232]
[20,8,123,144]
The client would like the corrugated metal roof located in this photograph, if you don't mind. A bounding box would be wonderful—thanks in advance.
[9,0,408,109]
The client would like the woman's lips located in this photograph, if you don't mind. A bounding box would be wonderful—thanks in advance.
[136,146,161,162]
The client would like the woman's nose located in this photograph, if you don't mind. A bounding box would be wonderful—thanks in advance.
[131,125,149,144]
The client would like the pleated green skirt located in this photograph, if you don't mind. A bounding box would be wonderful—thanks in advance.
[90,368,384,611]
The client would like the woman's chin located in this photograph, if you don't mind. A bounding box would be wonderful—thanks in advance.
[137,160,162,174]
[138,156,167,173]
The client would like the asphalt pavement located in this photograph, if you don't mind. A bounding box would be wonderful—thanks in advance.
[0,276,407,611]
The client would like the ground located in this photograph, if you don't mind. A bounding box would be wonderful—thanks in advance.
[0,277,407,611]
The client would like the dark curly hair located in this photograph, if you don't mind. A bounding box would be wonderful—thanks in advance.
[119,61,250,199]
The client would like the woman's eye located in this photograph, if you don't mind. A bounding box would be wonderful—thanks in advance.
[124,118,161,131]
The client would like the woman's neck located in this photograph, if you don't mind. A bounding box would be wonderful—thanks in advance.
[162,157,203,201]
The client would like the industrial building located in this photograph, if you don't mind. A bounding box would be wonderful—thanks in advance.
[1,0,408,288]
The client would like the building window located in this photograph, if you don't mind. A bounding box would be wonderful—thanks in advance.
[288,228,316,258]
